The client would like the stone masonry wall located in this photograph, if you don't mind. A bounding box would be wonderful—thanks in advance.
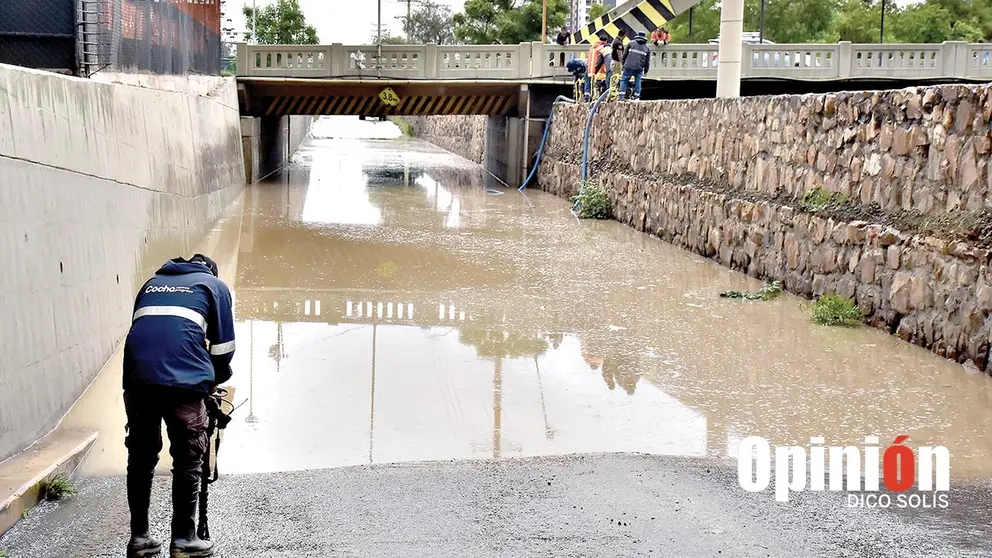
[538,85,992,373]
[409,115,486,165]
[581,86,992,215]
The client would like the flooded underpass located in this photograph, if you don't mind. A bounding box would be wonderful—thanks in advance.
[6,116,992,557]
[224,117,992,477]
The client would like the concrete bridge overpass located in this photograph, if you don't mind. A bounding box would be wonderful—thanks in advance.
[236,41,992,118]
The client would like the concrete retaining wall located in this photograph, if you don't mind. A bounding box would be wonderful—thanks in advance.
[409,115,529,185]
[0,64,246,462]
[538,84,992,373]
[409,115,486,165]
[242,115,314,183]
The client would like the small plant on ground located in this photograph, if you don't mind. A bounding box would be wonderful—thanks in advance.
[571,181,611,219]
[0,549,10,557]
[720,281,784,301]
[809,294,864,327]
[39,473,76,502]
[799,187,849,213]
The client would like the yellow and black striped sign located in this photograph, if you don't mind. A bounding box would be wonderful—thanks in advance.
[572,0,677,44]
[262,94,515,117]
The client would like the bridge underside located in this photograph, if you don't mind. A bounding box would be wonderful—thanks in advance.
[238,78,523,117]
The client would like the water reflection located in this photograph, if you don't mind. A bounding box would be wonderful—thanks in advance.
[220,116,992,479]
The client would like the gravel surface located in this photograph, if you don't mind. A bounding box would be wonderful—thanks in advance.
[2,453,991,558]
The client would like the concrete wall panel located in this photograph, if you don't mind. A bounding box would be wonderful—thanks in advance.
[0,63,246,462]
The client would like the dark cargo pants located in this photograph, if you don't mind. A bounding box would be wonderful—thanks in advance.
[124,387,209,539]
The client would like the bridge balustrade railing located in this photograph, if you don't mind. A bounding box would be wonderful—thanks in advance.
[652,45,719,79]
[744,44,839,79]
[966,43,992,79]
[849,44,945,79]
[238,41,992,81]
[437,44,531,79]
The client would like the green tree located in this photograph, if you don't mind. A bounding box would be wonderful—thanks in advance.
[402,0,455,44]
[829,0,883,43]
[375,35,411,45]
[243,0,318,44]
[890,2,955,43]
[588,2,610,20]
[452,0,568,44]
[744,0,837,43]
[667,0,721,43]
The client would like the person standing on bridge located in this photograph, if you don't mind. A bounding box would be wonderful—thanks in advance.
[584,32,609,101]
[619,32,651,101]
[122,254,235,558]
[609,30,627,92]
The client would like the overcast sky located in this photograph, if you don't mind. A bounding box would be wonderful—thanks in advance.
[227,0,922,45]
[229,0,468,45]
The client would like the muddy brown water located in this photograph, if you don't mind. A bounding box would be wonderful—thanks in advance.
[68,116,992,481]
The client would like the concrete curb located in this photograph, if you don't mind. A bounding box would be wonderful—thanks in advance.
[0,429,98,537]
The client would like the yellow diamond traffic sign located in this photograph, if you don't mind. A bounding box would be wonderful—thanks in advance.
[378,87,400,107]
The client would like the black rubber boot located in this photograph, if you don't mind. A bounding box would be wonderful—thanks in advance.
[169,476,214,557]
[128,535,163,557]
[127,467,162,557]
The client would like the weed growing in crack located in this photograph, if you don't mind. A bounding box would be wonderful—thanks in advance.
[39,473,77,502]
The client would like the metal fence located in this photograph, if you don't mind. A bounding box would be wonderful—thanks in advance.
[0,0,221,77]
[0,0,78,73]
[96,0,222,75]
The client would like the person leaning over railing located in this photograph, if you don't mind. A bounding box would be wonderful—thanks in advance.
[652,27,671,66]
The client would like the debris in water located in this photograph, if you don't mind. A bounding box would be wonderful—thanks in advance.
[719,281,784,301]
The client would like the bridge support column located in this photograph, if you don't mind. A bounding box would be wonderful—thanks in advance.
[716,0,744,98]
[242,116,260,184]
[484,115,524,187]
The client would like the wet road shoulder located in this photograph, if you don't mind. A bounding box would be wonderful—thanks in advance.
[2,453,990,558]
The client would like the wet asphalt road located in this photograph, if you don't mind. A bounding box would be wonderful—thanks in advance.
[3,453,991,558]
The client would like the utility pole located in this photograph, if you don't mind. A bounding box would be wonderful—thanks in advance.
[542,0,548,43]
[252,0,257,43]
[407,0,412,42]
[377,0,382,77]
[759,0,765,44]
[880,0,887,43]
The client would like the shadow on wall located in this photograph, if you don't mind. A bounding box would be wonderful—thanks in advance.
[0,65,246,462]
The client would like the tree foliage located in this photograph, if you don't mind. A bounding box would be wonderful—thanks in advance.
[402,0,455,44]
[588,2,610,20]
[243,0,318,45]
[665,0,992,44]
[452,0,569,44]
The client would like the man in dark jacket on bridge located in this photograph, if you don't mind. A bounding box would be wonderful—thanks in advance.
[619,32,652,100]
[123,254,235,558]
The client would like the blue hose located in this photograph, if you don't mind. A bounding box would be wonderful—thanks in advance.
[517,95,575,191]
[581,88,611,184]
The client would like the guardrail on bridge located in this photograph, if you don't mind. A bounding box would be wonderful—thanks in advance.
[238,41,992,82]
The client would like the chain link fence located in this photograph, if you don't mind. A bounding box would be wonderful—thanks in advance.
[0,0,78,73]
[0,0,221,76]
[96,0,222,75]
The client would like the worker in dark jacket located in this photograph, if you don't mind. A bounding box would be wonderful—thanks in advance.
[609,29,627,88]
[619,31,652,100]
[123,254,234,558]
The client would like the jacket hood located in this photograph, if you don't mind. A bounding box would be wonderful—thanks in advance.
[634,36,648,44]
[157,258,214,276]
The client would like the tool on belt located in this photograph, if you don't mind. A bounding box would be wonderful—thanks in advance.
[197,386,238,541]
